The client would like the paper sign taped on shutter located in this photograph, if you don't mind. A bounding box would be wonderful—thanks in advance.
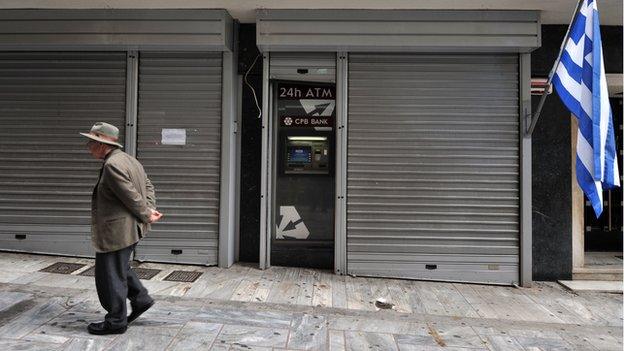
[161,128,186,145]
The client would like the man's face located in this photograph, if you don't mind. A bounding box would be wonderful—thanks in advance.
[87,140,109,159]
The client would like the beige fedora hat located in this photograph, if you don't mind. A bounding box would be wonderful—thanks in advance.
[80,122,123,148]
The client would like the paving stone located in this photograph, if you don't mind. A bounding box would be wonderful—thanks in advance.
[9,272,49,285]
[329,330,346,351]
[557,333,601,351]
[32,311,114,340]
[344,331,398,351]
[196,306,292,329]
[106,324,181,351]
[287,313,328,350]
[426,323,487,348]
[22,332,69,344]
[514,336,575,351]
[396,344,488,351]
[23,273,94,290]
[0,297,68,339]
[558,280,622,293]
[394,334,440,349]
[0,271,33,283]
[565,332,622,351]
[472,325,563,339]
[62,337,112,351]
[0,291,32,312]
[480,335,525,351]
[131,299,199,323]
[216,325,289,348]
[66,299,105,314]
[0,255,57,274]
[166,321,222,351]
[139,280,180,295]
[0,338,63,351]
[327,315,421,335]
[229,345,272,351]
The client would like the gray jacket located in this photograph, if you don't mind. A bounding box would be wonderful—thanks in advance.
[91,148,156,252]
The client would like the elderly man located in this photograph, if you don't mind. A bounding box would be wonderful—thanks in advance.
[80,122,163,335]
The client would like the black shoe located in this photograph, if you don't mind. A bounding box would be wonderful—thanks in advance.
[87,321,127,335]
[127,300,155,324]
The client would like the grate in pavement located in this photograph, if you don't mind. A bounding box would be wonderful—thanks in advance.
[133,268,161,280]
[79,266,96,277]
[163,270,202,283]
[40,262,86,275]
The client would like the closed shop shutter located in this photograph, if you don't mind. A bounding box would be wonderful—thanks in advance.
[0,52,127,256]
[347,54,519,284]
[135,52,222,265]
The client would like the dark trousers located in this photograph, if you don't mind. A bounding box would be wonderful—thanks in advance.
[95,244,152,328]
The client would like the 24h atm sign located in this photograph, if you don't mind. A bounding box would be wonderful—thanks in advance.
[278,83,336,128]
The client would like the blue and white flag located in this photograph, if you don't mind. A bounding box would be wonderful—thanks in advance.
[552,0,620,217]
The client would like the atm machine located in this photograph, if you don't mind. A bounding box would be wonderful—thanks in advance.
[271,80,335,269]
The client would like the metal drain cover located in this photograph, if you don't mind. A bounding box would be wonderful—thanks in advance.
[79,266,96,277]
[163,270,202,283]
[40,262,86,275]
[133,268,161,280]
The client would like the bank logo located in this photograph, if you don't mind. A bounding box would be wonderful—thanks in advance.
[300,99,335,116]
[283,117,293,126]
[276,206,310,239]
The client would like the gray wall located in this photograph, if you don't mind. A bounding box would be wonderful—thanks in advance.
[256,10,540,53]
[531,25,623,281]
[0,10,233,51]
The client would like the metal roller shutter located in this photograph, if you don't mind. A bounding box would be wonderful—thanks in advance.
[347,54,519,284]
[135,52,222,265]
[0,52,127,257]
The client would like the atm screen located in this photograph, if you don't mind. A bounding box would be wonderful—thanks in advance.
[288,146,311,164]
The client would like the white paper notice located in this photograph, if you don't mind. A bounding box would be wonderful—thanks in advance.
[161,128,186,145]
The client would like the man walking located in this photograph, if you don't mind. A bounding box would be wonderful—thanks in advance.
[80,122,163,335]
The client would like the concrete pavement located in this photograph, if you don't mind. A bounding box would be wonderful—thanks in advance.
[0,252,621,350]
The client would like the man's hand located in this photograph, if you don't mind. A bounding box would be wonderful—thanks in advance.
[148,209,163,223]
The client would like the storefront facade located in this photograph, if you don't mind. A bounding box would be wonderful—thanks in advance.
[0,4,619,286]
[0,10,238,267]
[256,10,539,285]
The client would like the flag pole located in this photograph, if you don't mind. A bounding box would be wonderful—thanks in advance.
[526,0,585,137]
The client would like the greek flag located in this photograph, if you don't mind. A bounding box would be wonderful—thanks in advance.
[552,0,620,217]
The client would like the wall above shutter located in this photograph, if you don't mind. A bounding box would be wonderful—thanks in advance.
[0,10,233,51]
[257,10,540,53]
[269,52,336,83]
